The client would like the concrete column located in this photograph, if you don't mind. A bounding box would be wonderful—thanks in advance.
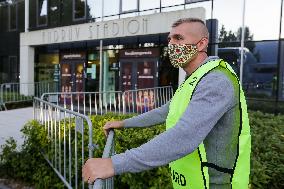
[206,19,219,56]
[178,68,186,85]
[25,0,29,32]
[20,46,34,95]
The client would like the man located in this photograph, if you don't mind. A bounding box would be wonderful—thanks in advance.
[82,18,251,189]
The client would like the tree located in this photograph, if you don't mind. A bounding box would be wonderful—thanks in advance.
[219,25,237,42]
[237,26,254,41]
[218,25,255,53]
[219,25,254,43]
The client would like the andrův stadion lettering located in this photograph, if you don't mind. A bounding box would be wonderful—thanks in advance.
[42,19,149,44]
[20,8,205,46]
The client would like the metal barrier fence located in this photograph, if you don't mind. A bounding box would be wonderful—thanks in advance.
[41,86,174,115]
[0,82,58,110]
[34,86,173,189]
[41,91,124,115]
[33,97,115,189]
[123,86,173,114]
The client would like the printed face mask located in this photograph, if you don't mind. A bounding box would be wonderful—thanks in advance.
[167,44,199,68]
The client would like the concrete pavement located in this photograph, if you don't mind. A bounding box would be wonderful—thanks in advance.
[0,107,33,151]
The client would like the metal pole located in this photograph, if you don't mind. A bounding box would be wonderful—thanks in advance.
[240,0,246,85]
[275,0,283,114]
[99,40,103,93]
[25,0,29,32]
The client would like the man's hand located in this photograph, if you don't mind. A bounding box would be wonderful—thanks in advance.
[103,121,124,136]
[82,158,114,184]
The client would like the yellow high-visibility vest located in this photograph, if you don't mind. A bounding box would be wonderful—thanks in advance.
[166,59,251,189]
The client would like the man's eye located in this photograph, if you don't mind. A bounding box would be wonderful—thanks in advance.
[177,36,182,40]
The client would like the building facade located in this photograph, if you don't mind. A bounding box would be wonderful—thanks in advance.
[0,0,284,102]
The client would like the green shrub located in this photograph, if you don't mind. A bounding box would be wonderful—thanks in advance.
[0,120,64,189]
[0,112,283,189]
[249,111,284,189]
[90,114,172,189]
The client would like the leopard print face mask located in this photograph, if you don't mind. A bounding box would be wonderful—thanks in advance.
[167,44,199,68]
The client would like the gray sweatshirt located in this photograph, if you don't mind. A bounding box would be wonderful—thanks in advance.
[111,57,240,189]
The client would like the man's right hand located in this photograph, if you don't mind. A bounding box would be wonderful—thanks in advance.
[103,121,124,136]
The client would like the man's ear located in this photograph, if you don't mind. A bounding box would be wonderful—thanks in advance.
[197,38,209,52]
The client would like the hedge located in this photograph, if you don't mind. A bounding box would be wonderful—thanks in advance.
[0,111,283,189]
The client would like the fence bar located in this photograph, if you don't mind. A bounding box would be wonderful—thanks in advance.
[33,97,95,189]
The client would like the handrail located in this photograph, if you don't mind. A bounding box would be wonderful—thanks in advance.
[93,130,115,189]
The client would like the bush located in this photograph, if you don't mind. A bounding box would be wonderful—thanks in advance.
[0,120,64,188]
[0,112,283,189]
[90,114,172,189]
[249,111,284,189]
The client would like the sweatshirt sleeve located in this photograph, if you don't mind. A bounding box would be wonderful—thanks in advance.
[111,71,237,175]
[123,102,169,128]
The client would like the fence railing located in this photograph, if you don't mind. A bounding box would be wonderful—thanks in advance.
[0,82,58,110]
[33,97,115,189]
[34,86,174,189]
[41,91,124,115]
[41,86,174,115]
[123,86,173,114]
[93,130,115,189]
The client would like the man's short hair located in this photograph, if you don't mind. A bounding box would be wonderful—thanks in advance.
[172,18,209,39]
[172,18,206,28]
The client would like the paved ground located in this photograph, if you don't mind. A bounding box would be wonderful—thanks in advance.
[0,107,33,151]
[0,108,34,189]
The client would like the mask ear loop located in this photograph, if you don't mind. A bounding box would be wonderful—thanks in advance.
[196,37,208,54]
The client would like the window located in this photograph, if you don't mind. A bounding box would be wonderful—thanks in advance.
[18,0,25,31]
[9,56,18,82]
[139,0,159,11]
[161,0,184,7]
[87,0,96,19]
[245,0,282,40]
[103,0,119,18]
[120,0,138,13]
[73,0,86,20]
[49,0,60,27]
[9,3,17,31]
[37,0,48,26]
[185,0,211,4]
[0,5,8,32]
[214,0,243,42]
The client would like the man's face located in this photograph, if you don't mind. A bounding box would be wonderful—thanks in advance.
[167,23,198,45]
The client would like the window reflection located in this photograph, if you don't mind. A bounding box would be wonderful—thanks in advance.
[87,0,97,19]
[185,1,212,20]
[74,0,86,20]
[121,0,138,13]
[49,0,60,27]
[161,0,184,7]
[38,0,47,26]
[214,0,242,43]
[217,40,279,99]
[103,0,119,17]
[139,0,160,11]
[246,0,281,40]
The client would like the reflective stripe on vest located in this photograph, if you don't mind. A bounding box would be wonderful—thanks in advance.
[166,59,251,189]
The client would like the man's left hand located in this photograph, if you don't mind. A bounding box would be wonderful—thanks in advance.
[82,158,114,184]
